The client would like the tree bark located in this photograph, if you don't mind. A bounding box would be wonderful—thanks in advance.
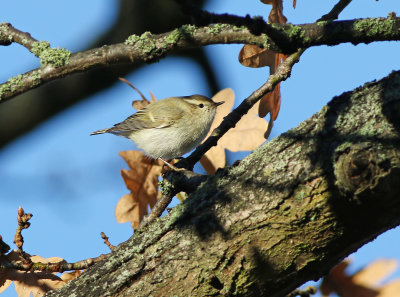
[46,70,400,297]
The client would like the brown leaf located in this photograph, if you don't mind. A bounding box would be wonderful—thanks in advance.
[14,271,65,297]
[240,0,288,124]
[261,0,287,24]
[60,270,82,282]
[132,92,156,111]
[258,53,286,129]
[353,259,397,288]
[321,259,400,297]
[293,0,297,8]
[379,281,400,297]
[0,252,66,297]
[200,89,268,174]
[239,45,276,70]
[118,77,157,111]
[132,100,150,111]
[116,151,163,229]
[259,83,281,119]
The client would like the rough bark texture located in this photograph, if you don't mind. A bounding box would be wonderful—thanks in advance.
[46,70,400,297]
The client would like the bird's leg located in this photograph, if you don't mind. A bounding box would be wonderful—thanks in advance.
[159,158,187,171]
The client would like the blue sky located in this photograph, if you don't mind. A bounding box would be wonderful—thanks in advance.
[1,1,400,296]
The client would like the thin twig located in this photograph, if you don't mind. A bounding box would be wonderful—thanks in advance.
[0,22,38,49]
[118,77,149,102]
[139,192,175,228]
[0,207,111,273]
[100,232,116,251]
[319,0,353,21]
[0,253,109,273]
[13,207,33,264]
[139,168,209,228]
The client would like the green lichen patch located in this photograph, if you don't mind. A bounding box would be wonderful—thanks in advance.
[165,28,181,44]
[286,24,305,41]
[31,70,42,86]
[180,24,197,35]
[9,74,25,91]
[353,17,397,38]
[31,41,51,57]
[232,25,247,32]
[125,34,140,45]
[0,82,11,99]
[31,41,70,67]
[0,74,24,99]
[39,47,71,67]
[316,20,329,27]
[0,23,13,43]
[262,34,273,49]
[125,31,156,54]
[206,23,231,35]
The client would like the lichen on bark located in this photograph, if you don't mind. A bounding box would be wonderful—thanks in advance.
[46,71,400,297]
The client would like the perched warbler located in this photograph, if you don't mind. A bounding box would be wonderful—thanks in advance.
[91,95,224,160]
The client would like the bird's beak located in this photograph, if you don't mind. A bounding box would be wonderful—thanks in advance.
[215,101,224,106]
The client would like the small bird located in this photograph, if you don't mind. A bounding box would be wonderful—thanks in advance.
[91,95,224,162]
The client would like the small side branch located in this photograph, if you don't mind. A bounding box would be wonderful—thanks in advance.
[100,232,116,251]
[0,207,110,273]
[0,22,38,48]
[319,0,353,21]
[0,253,109,273]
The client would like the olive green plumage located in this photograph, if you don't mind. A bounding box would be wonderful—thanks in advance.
[91,95,224,159]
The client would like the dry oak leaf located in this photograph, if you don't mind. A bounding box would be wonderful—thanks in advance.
[0,252,66,297]
[115,151,163,229]
[321,259,400,297]
[238,46,285,124]
[258,52,286,128]
[257,0,288,121]
[118,77,157,110]
[200,88,269,174]
[261,0,287,23]
[60,270,82,282]
[131,90,157,111]
[239,45,277,71]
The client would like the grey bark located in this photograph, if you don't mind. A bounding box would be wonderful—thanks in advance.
[44,69,400,296]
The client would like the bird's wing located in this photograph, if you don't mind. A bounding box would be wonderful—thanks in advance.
[108,105,184,133]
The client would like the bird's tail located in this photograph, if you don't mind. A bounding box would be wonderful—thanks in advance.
[90,128,110,135]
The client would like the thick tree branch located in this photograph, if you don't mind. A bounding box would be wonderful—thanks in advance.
[45,69,400,297]
[1,15,399,104]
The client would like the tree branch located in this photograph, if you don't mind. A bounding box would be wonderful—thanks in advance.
[319,0,353,21]
[44,68,400,297]
[182,0,354,169]
[183,49,302,169]
[1,15,399,104]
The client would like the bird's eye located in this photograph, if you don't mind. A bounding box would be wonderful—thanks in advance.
[199,103,204,108]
